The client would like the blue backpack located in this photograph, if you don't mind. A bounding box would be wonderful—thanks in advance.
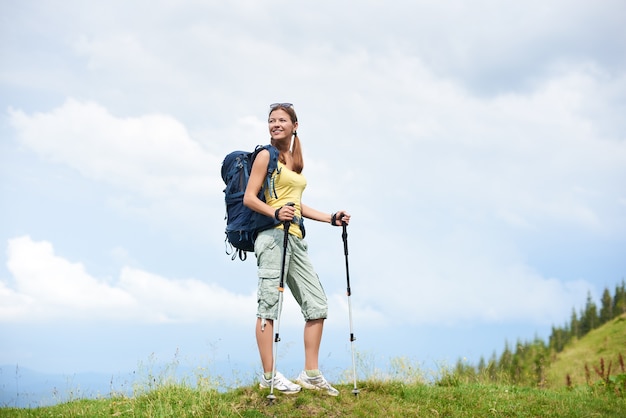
[221,144,280,260]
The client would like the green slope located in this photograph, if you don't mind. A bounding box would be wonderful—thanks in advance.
[545,313,626,388]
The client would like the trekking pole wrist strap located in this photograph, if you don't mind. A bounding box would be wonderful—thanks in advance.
[275,207,282,221]
[331,212,338,226]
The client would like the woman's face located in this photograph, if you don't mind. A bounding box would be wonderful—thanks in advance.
[268,109,297,142]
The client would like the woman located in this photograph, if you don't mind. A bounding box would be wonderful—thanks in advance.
[243,103,350,396]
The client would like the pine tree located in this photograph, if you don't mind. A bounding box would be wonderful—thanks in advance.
[549,323,570,353]
[498,340,513,375]
[477,356,486,374]
[486,352,498,382]
[579,291,598,335]
[570,308,580,339]
[613,279,626,316]
[511,340,526,383]
[531,336,549,387]
[599,287,613,324]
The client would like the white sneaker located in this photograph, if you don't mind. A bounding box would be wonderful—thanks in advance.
[295,370,340,396]
[259,371,301,394]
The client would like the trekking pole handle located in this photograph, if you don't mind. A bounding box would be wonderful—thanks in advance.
[342,222,348,256]
[283,202,295,229]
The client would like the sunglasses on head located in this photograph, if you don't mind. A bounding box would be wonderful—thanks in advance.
[270,103,293,109]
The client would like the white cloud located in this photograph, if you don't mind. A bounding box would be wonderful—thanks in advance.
[9,99,218,200]
[7,99,228,240]
[117,267,256,323]
[346,224,592,327]
[74,34,161,73]
[1,236,257,324]
[2,233,588,328]
[4,236,137,320]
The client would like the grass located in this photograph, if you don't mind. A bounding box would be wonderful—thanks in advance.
[1,379,624,417]
[3,316,625,416]
[545,314,626,389]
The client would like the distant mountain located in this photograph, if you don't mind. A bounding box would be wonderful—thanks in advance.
[0,358,279,409]
[0,365,138,408]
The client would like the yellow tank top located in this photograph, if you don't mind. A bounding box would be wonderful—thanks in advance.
[265,162,307,238]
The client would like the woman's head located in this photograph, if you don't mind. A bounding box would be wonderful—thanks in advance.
[268,104,298,142]
[268,102,303,173]
[269,103,298,123]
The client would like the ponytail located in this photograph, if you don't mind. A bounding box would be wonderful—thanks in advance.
[291,133,304,174]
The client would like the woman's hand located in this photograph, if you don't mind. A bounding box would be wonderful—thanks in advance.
[274,204,296,222]
[331,210,350,226]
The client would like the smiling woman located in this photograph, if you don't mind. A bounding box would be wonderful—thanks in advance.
[242,103,352,398]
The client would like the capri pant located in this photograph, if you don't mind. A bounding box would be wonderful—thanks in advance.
[255,228,328,321]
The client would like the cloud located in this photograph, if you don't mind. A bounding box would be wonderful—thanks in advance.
[5,61,624,331]
[3,236,136,321]
[0,235,380,330]
[6,99,229,239]
[8,99,218,200]
[414,68,621,236]
[1,236,257,324]
[344,222,593,328]
[3,232,587,329]
[117,267,256,323]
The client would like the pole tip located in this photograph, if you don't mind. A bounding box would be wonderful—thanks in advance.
[352,388,360,396]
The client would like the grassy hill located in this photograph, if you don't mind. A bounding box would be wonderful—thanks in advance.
[1,316,624,416]
[545,313,626,388]
[1,379,624,417]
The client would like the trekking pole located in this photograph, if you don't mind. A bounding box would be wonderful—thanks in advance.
[342,221,359,396]
[267,202,294,403]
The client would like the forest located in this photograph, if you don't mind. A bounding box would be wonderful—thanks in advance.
[452,280,626,386]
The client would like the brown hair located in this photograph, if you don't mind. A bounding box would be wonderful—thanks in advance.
[269,105,303,174]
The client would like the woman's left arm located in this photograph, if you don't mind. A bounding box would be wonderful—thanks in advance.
[301,203,350,225]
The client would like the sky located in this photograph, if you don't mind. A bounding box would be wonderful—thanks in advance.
[1,0,626,406]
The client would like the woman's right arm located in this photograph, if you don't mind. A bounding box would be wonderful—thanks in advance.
[243,149,275,218]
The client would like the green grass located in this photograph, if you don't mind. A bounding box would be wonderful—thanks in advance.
[1,380,624,417]
[545,314,626,388]
[3,315,625,417]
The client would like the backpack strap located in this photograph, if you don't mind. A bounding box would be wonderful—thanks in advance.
[224,236,247,261]
[252,144,279,199]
